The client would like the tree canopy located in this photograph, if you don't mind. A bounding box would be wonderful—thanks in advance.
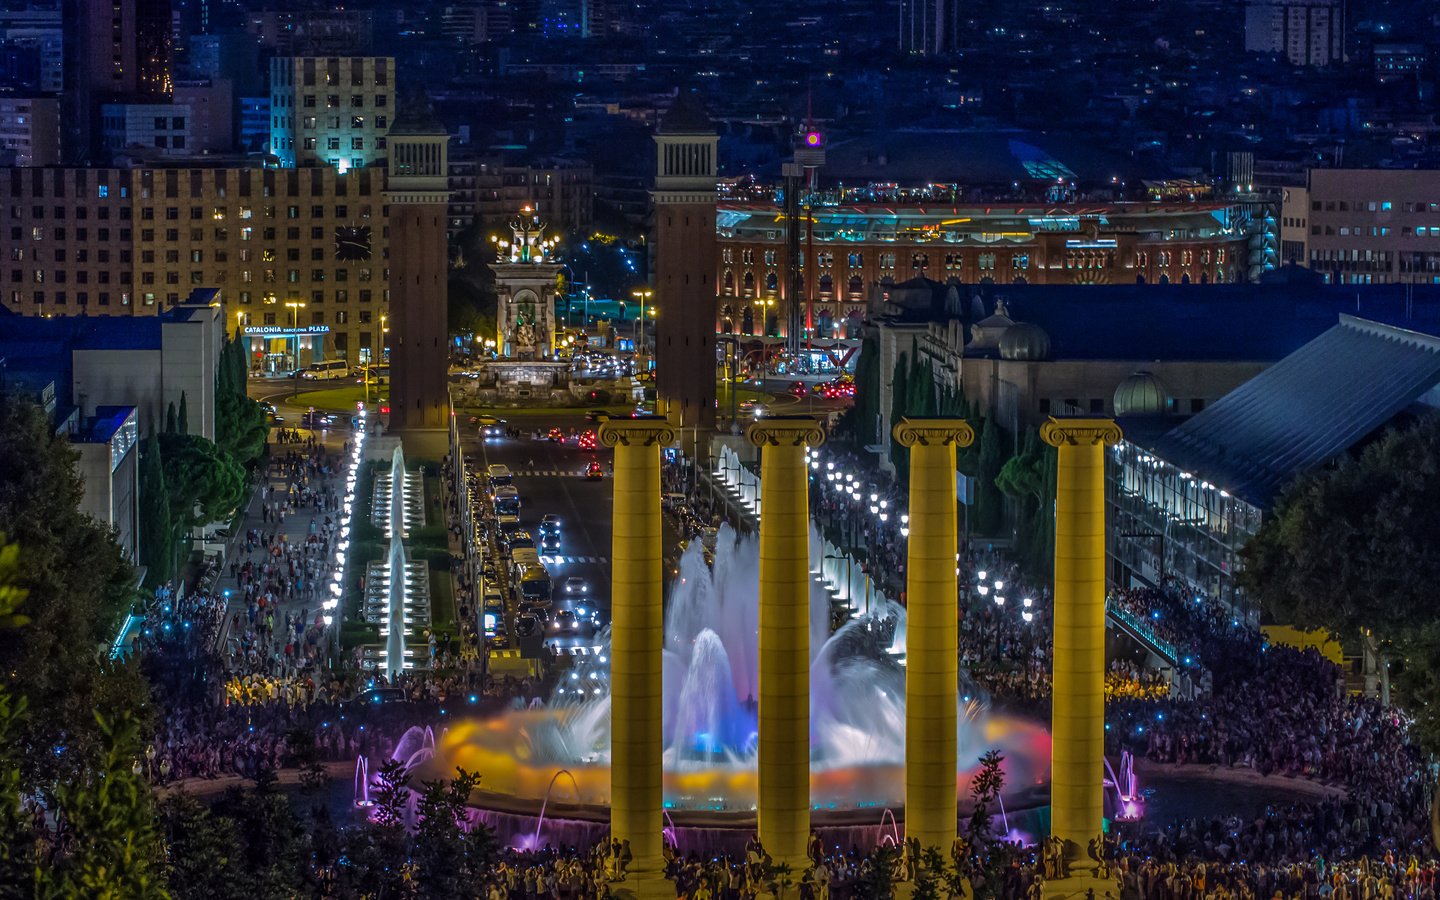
[0,394,150,786]
[1240,413,1440,750]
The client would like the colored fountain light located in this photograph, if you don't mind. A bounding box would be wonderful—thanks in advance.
[406,525,1050,820]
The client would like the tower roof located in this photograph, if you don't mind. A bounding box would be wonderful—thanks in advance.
[659,92,714,135]
[388,90,446,137]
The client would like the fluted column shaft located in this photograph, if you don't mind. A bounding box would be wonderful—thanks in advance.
[1041,417,1122,854]
[600,416,676,892]
[894,418,974,853]
[747,417,826,870]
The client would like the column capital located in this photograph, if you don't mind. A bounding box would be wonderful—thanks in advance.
[598,416,677,448]
[1040,417,1123,448]
[893,417,975,449]
[745,416,826,448]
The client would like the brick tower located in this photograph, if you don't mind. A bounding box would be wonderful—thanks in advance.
[385,97,451,433]
[651,94,719,431]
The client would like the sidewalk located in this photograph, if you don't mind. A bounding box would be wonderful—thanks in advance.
[214,424,353,675]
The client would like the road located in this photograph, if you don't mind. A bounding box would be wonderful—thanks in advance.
[461,412,616,654]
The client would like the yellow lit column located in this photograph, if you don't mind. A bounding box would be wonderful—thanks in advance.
[1040,417,1122,856]
[747,417,826,870]
[600,416,676,896]
[893,417,974,854]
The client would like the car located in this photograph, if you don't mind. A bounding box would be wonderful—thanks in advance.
[259,401,277,417]
[790,381,807,398]
[585,409,609,422]
[519,601,551,622]
[515,613,542,638]
[506,529,535,551]
[563,576,590,596]
[538,514,562,536]
[477,415,506,438]
[547,427,565,442]
[540,533,561,552]
[578,429,598,450]
[551,608,581,634]
[345,688,407,707]
[585,460,604,480]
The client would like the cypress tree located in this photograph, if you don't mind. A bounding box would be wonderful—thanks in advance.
[177,391,189,436]
[975,418,1005,535]
[165,402,177,435]
[138,433,173,586]
[889,350,910,476]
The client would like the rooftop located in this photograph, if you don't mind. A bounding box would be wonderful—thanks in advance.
[1133,315,1440,507]
[888,283,1440,362]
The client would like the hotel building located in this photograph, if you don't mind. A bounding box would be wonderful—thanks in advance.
[1,165,390,371]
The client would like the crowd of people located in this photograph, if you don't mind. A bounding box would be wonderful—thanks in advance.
[117,414,1440,897]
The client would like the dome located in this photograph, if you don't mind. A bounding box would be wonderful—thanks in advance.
[998,322,1051,361]
[1113,371,1173,417]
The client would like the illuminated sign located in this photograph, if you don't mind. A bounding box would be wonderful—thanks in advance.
[1064,239,1118,249]
[244,325,331,335]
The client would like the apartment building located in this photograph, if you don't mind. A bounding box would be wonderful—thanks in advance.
[269,57,393,170]
[1280,168,1440,284]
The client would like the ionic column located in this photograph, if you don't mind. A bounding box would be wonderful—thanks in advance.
[600,416,676,895]
[747,417,826,870]
[893,417,974,854]
[1040,416,1122,855]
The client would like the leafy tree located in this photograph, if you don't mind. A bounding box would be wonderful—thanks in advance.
[854,845,898,899]
[1240,413,1440,749]
[995,428,1056,573]
[209,786,313,898]
[157,794,249,900]
[137,435,174,587]
[961,750,1012,900]
[0,537,36,898]
[0,394,149,787]
[158,432,246,531]
[39,713,168,900]
[413,768,496,897]
[449,273,499,345]
[333,759,412,899]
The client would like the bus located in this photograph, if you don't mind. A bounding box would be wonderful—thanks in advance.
[493,486,521,523]
[516,564,553,605]
[487,464,513,492]
[510,548,541,578]
[301,360,350,380]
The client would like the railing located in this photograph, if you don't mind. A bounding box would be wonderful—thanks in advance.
[1106,600,1179,665]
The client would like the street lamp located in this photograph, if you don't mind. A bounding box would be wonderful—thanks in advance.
[631,288,653,367]
[285,300,307,400]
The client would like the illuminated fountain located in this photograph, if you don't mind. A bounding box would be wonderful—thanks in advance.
[361,446,431,677]
[1107,750,1145,822]
[394,525,1050,848]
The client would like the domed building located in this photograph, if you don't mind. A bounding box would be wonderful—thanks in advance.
[1113,371,1172,416]
[999,322,1051,361]
[966,298,1015,352]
